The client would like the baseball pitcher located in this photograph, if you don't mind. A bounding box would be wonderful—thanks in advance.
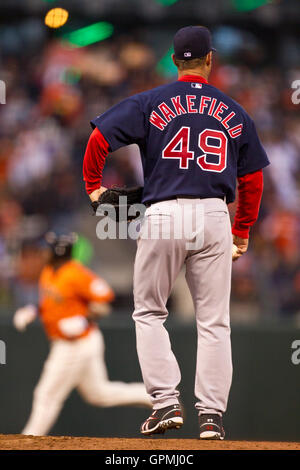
[13,233,151,436]
[83,26,269,439]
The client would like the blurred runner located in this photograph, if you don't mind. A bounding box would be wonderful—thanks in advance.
[13,232,150,436]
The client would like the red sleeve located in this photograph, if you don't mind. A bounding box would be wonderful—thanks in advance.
[83,128,110,194]
[232,169,263,239]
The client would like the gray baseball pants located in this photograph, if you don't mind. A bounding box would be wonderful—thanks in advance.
[133,197,232,415]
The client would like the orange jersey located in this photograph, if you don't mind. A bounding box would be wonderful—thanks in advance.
[39,260,114,340]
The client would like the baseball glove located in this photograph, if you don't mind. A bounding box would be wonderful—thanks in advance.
[91,186,144,221]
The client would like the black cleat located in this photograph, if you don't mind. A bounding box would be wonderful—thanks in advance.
[141,404,183,436]
[199,413,225,440]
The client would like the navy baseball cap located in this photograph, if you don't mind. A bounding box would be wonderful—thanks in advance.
[173,26,216,60]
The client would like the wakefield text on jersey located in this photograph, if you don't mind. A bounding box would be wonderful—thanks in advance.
[91,76,269,204]
[149,92,243,139]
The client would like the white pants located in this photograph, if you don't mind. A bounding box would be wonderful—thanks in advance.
[22,328,151,436]
[133,198,232,414]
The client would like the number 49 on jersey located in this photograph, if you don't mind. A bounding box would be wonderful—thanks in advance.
[162,126,228,173]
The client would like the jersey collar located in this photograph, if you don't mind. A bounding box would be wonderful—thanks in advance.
[178,74,208,84]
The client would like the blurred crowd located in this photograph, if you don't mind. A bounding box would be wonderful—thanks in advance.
[0,30,299,323]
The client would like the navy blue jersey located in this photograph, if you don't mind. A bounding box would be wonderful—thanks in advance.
[91,76,269,204]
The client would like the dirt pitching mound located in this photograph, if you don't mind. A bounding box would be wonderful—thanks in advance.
[0,435,299,450]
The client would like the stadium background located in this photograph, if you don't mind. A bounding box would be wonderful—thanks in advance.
[0,0,299,442]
